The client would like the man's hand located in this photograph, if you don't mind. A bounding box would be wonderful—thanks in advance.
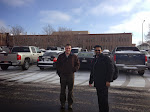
[89,84,92,87]
[106,82,110,87]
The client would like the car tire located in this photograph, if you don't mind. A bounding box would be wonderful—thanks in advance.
[1,65,9,70]
[22,59,30,70]
[138,70,145,76]
[40,67,44,70]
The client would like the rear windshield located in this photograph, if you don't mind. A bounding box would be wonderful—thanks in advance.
[116,47,139,51]
[78,52,94,58]
[71,49,79,53]
[43,52,60,57]
[12,47,30,52]
[47,47,57,50]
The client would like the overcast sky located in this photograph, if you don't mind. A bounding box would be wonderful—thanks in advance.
[0,0,150,45]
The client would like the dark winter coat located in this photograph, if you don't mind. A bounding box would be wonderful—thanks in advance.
[89,53,114,88]
[56,52,80,76]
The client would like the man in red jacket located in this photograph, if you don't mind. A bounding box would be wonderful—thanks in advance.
[56,44,80,110]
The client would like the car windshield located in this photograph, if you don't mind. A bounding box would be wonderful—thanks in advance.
[71,49,79,53]
[116,47,139,51]
[12,47,30,52]
[43,52,60,57]
[78,52,94,58]
[47,47,58,50]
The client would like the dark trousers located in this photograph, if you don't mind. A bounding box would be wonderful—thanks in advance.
[96,87,109,112]
[60,74,74,105]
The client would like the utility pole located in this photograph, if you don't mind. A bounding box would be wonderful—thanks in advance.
[142,20,145,44]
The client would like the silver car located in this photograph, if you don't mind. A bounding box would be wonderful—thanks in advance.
[37,50,63,70]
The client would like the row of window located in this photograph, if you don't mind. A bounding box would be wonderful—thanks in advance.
[86,37,130,43]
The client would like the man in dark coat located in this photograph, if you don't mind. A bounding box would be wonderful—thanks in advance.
[89,45,114,112]
[56,44,80,110]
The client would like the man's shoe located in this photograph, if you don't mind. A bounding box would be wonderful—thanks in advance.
[68,105,72,109]
[61,104,65,109]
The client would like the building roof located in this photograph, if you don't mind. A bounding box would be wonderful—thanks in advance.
[52,31,89,35]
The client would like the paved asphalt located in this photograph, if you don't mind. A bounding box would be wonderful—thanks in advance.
[0,82,150,112]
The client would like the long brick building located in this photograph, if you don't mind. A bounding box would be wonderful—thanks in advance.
[0,31,135,51]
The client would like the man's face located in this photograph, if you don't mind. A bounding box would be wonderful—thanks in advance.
[94,47,102,55]
[65,45,71,54]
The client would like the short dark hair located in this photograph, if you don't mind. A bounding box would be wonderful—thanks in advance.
[94,45,102,49]
[65,44,71,47]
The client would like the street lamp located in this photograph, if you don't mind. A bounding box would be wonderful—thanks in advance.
[142,20,145,44]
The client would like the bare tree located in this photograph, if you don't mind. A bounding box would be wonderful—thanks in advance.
[56,27,73,46]
[58,27,72,32]
[145,24,150,44]
[42,24,55,35]
[0,26,7,33]
[10,25,25,35]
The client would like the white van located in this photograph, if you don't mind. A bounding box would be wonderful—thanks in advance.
[71,47,82,55]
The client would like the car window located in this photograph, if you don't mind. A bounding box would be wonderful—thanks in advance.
[43,52,60,57]
[35,47,41,53]
[31,47,36,53]
[116,47,139,51]
[78,52,94,58]
[47,47,58,50]
[71,49,79,53]
[12,47,30,52]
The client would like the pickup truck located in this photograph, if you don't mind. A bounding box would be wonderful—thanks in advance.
[0,46,43,70]
[111,46,147,75]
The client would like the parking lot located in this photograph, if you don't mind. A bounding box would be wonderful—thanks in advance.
[1,65,150,112]
[0,65,150,89]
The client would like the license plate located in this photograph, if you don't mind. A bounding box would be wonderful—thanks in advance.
[44,58,49,61]
[82,60,87,62]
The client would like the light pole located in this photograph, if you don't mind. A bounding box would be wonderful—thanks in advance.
[142,20,145,44]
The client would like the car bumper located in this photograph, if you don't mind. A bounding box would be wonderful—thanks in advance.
[79,63,91,69]
[116,64,148,71]
[37,61,55,68]
[0,61,21,66]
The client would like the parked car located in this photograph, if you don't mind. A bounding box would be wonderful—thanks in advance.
[37,50,63,70]
[140,50,150,69]
[0,46,10,53]
[111,46,147,75]
[71,47,82,55]
[40,48,46,55]
[46,46,62,51]
[77,51,94,70]
[0,46,43,70]
[102,49,111,57]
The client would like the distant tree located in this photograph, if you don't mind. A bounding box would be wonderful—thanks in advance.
[0,26,7,33]
[58,27,72,32]
[56,27,73,46]
[145,24,150,44]
[42,24,55,35]
[10,25,25,35]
